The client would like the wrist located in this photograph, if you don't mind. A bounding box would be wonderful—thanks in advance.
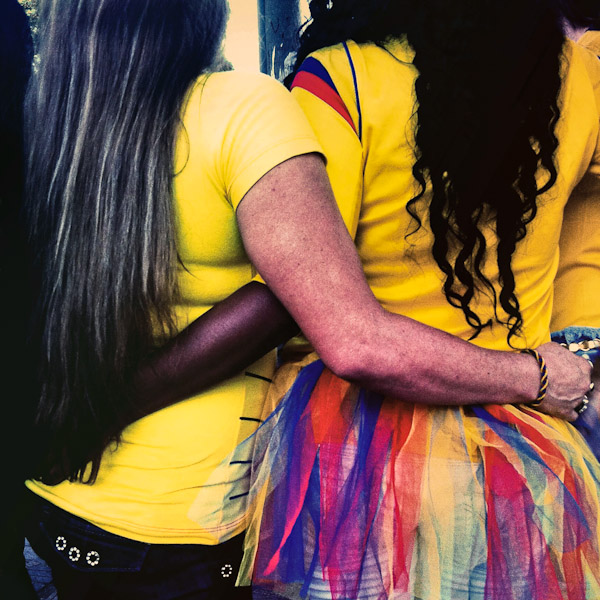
[520,349,548,407]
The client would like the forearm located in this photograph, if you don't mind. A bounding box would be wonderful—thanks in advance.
[128,282,298,426]
[330,309,540,405]
[237,155,545,408]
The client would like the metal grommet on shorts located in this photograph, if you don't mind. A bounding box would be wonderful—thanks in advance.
[68,546,81,562]
[220,563,233,578]
[55,536,67,551]
[86,550,100,566]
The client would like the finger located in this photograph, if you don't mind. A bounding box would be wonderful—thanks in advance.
[576,395,590,416]
[576,353,594,375]
[558,403,580,421]
[578,373,593,396]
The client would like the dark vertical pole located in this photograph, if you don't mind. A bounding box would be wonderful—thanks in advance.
[258,0,301,81]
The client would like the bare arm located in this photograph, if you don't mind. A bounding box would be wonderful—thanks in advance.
[128,157,589,424]
[237,153,590,417]
[124,282,297,427]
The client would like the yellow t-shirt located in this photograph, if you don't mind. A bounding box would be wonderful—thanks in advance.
[552,40,600,329]
[292,39,600,351]
[27,71,321,544]
[579,30,600,58]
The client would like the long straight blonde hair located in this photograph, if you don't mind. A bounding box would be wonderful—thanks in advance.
[26,0,228,484]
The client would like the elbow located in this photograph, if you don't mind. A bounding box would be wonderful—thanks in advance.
[317,331,423,398]
[308,307,413,387]
[318,342,371,383]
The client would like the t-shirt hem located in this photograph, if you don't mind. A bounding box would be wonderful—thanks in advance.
[26,480,244,546]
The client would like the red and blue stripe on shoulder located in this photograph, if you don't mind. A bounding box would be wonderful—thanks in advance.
[291,56,359,137]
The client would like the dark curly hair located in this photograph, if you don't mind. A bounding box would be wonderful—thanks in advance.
[560,0,600,29]
[289,0,569,344]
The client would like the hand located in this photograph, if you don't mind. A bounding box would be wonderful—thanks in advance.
[579,379,600,425]
[583,363,600,423]
[533,342,592,421]
[571,367,600,459]
[593,359,600,388]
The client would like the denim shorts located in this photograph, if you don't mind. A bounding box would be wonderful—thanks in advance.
[25,492,251,599]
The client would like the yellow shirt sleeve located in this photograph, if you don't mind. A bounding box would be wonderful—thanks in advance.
[216,72,324,211]
[291,46,364,239]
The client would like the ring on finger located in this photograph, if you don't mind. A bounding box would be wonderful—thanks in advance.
[576,395,590,415]
[590,382,595,392]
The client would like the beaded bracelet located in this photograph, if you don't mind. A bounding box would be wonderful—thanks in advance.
[520,348,549,407]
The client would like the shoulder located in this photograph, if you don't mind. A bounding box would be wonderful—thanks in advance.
[199,70,294,111]
[291,39,416,138]
[297,41,373,86]
[565,39,600,109]
[184,71,321,208]
[300,38,414,77]
[189,70,312,143]
[569,38,600,74]
[305,42,354,68]
[578,30,600,58]
[294,39,416,105]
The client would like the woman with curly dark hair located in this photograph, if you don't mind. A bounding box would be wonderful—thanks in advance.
[231,1,600,597]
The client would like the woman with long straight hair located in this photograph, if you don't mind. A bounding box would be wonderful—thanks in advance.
[23,0,594,598]
[232,0,600,597]
[24,1,300,596]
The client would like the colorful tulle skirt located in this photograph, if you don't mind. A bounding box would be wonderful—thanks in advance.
[237,357,600,600]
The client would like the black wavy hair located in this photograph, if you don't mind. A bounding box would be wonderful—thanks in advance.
[290,0,568,344]
[25,0,228,484]
[560,0,600,29]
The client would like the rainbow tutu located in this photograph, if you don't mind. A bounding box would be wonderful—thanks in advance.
[238,359,600,600]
